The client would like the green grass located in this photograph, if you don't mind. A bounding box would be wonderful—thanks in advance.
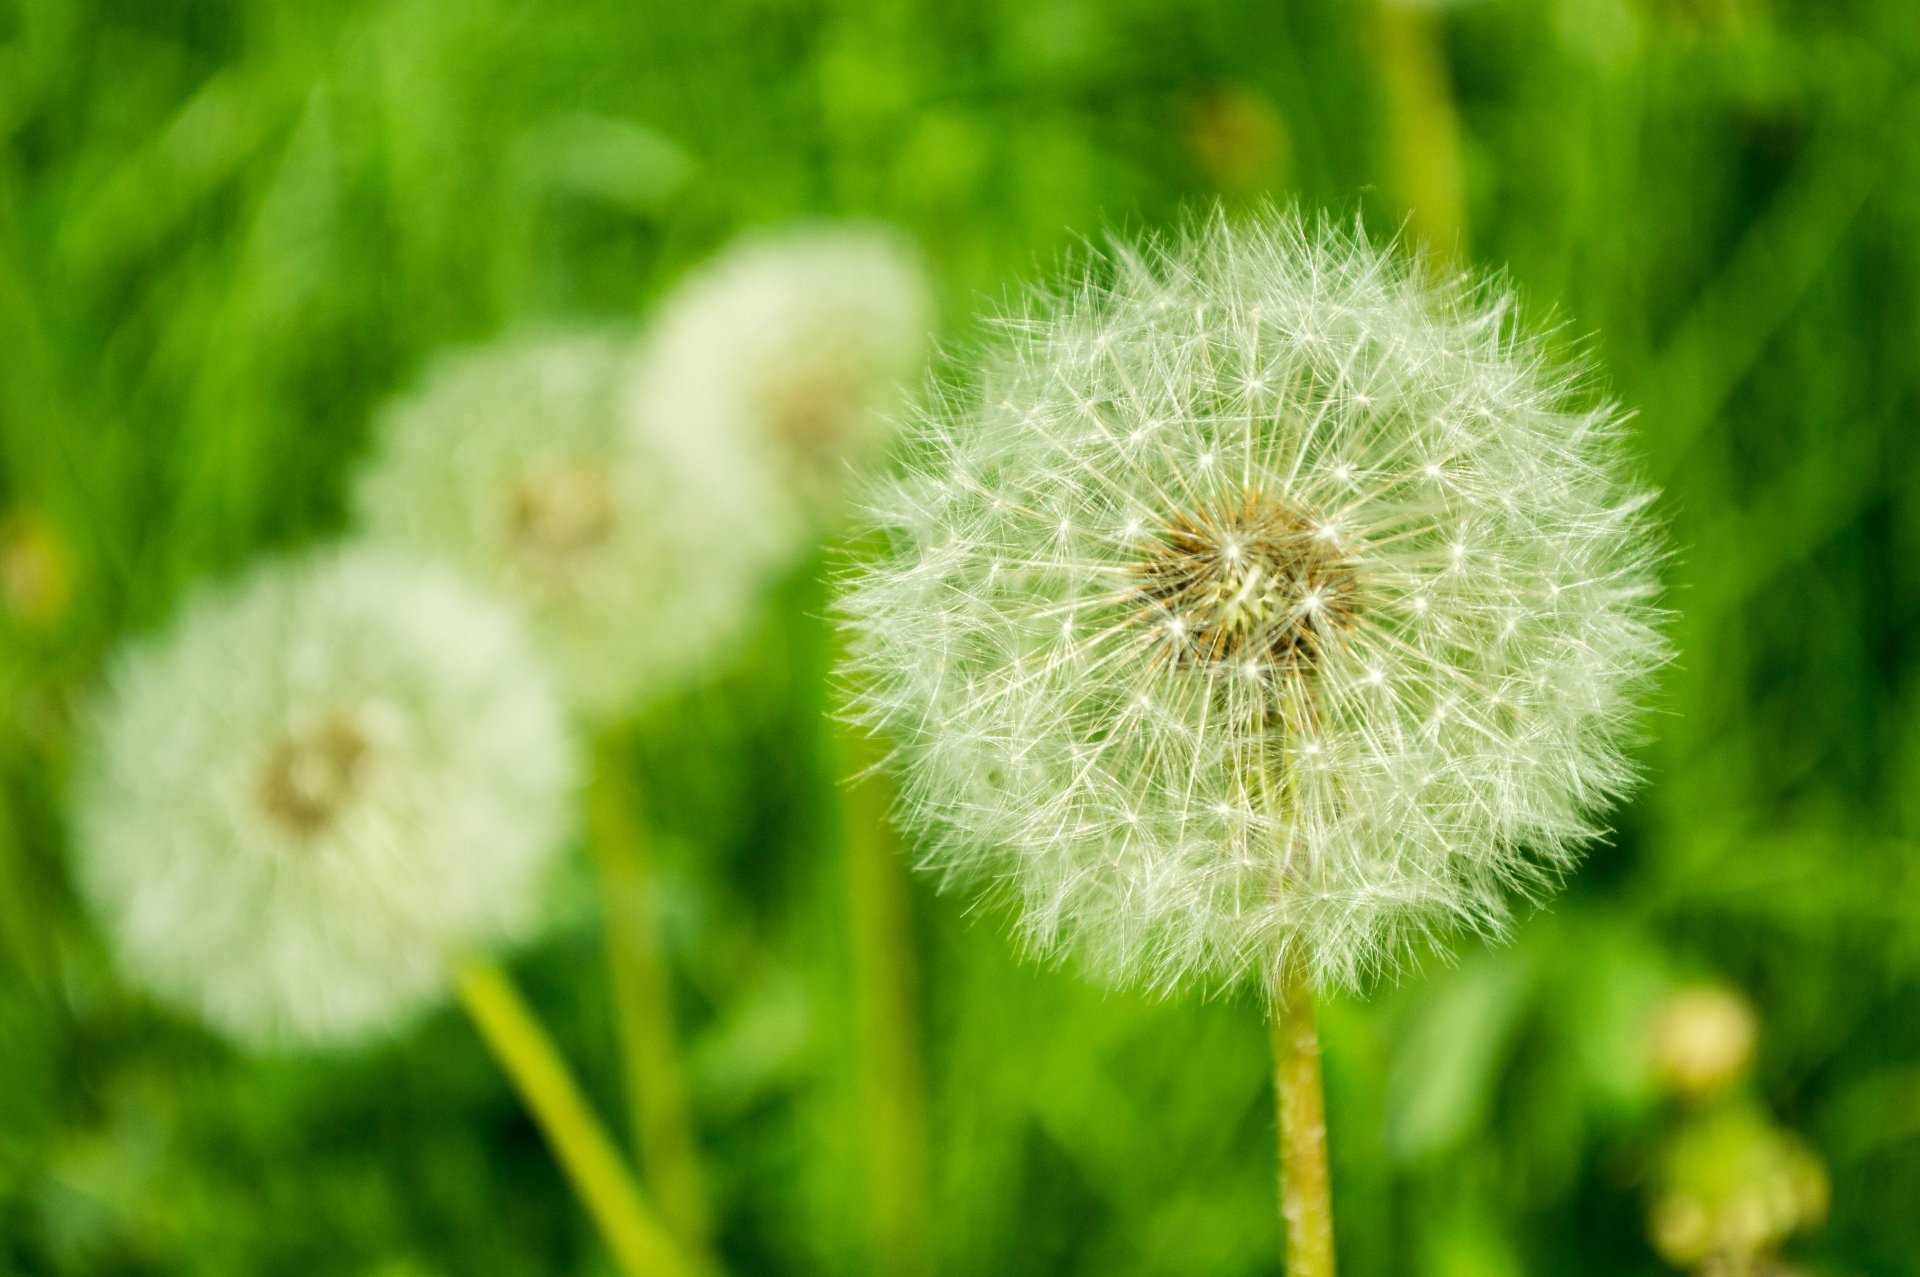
[3,0,1919,1273]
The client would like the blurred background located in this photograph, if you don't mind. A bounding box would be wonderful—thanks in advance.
[3,0,1918,1273]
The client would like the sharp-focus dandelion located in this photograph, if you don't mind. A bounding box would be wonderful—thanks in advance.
[631,225,934,524]
[845,209,1663,994]
[73,548,576,1049]
[840,207,1665,1274]
[356,330,796,721]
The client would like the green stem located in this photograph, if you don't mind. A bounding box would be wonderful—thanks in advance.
[589,732,715,1258]
[453,956,709,1277]
[1271,965,1336,1277]
[1372,1,1468,255]
[836,717,934,1276]
[0,774,55,987]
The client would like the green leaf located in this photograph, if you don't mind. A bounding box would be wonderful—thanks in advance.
[1384,948,1534,1164]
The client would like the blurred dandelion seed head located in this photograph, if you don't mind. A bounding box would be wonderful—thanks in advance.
[73,548,578,1049]
[840,207,1666,996]
[255,708,374,840]
[508,459,620,567]
[356,331,794,719]
[632,225,935,524]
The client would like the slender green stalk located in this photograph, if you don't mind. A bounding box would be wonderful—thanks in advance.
[1372,2,1468,255]
[0,775,55,986]
[1271,965,1336,1277]
[588,732,715,1258]
[835,716,934,1277]
[453,956,709,1277]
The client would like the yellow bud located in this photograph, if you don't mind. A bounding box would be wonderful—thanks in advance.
[1650,984,1759,1098]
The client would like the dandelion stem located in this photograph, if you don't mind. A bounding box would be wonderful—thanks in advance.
[835,716,934,1276]
[1271,966,1336,1277]
[1372,1,1468,255]
[453,956,710,1277]
[589,732,715,1258]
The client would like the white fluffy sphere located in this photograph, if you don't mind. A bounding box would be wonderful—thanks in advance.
[842,209,1665,996]
[357,331,796,720]
[73,548,578,1048]
[630,225,934,523]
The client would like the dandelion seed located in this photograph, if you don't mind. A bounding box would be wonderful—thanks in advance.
[840,206,1665,997]
[355,331,794,719]
[630,224,935,527]
[72,549,577,1048]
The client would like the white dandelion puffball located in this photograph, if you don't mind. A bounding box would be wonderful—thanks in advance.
[357,331,795,719]
[842,209,1665,996]
[73,548,578,1048]
[631,224,935,522]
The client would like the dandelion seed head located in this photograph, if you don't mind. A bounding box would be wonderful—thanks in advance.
[72,549,578,1048]
[356,331,794,719]
[841,207,1666,995]
[631,224,935,525]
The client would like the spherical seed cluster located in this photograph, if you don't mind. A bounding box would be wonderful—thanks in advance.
[73,549,577,1048]
[356,331,796,720]
[841,209,1665,996]
[630,225,934,523]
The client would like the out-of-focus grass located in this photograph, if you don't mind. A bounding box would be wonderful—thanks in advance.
[3,0,1918,1273]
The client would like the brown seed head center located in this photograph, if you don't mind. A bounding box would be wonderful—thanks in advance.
[258,712,371,840]
[509,461,617,563]
[1135,490,1360,672]
[765,365,861,461]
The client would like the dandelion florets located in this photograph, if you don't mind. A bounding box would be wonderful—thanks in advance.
[72,548,578,1048]
[841,208,1665,996]
[630,225,935,524]
[356,331,795,719]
